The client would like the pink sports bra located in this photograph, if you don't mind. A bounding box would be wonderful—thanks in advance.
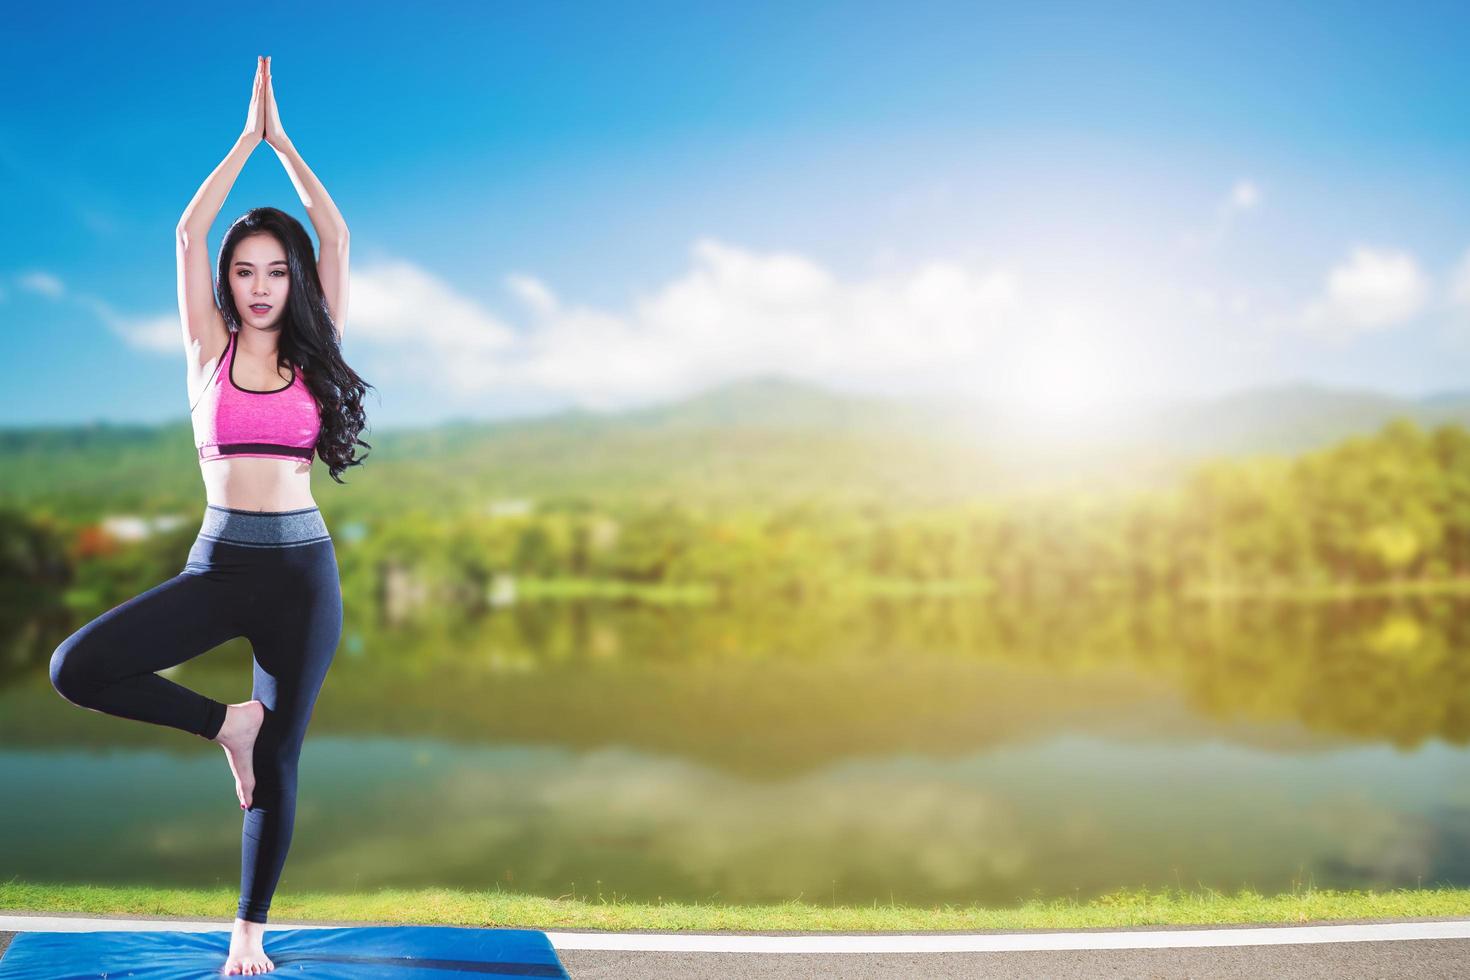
[192,330,321,464]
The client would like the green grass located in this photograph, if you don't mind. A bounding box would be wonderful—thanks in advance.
[2,881,1467,931]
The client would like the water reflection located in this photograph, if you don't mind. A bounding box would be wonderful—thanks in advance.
[2,736,1468,905]
[2,593,1469,905]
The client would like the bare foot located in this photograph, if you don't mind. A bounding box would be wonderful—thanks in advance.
[223,917,274,974]
[214,700,264,809]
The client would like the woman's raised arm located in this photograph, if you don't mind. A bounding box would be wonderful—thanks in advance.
[263,58,350,344]
[176,57,267,378]
[178,57,265,238]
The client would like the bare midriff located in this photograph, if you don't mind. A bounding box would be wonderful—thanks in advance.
[201,455,316,512]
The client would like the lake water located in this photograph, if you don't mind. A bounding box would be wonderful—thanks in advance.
[3,594,1468,907]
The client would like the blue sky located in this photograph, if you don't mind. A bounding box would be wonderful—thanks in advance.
[3,0,1470,431]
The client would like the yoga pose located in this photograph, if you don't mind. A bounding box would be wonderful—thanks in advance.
[48,56,372,975]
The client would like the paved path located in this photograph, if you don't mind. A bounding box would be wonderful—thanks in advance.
[2,912,1468,978]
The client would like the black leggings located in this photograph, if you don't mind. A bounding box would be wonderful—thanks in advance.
[48,504,343,924]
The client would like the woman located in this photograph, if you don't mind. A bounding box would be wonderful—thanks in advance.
[48,56,372,976]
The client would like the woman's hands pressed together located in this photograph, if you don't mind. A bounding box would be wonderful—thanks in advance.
[241,56,267,144]
[263,56,291,150]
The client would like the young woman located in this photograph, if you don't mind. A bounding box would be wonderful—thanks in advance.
[48,56,372,976]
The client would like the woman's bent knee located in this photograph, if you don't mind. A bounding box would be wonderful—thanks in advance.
[49,631,97,705]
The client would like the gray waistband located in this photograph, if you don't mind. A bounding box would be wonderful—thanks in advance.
[199,504,331,547]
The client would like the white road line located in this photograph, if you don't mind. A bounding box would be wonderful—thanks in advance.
[1,915,1468,953]
[545,920,1470,952]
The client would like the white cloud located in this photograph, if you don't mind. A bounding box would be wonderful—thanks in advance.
[60,293,179,355]
[19,271,65,298]
[1180,177,1263,250]
[86,235,1267,418]
[1299,246,1430,338]
[506,273,559,318]
[341,258,521,394]
[8,269,178,352]
[107,312,181,354]
[324,237,1023,409]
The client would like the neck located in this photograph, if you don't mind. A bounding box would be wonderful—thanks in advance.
[237,326,281,358]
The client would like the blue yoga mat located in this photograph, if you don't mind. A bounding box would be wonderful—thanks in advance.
[0,924,570,978]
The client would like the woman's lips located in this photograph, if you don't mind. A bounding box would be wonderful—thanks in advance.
[249,304,272,312]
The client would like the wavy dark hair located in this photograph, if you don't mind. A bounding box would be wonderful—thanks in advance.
[214,206,373,483]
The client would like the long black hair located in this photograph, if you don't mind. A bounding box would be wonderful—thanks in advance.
[214,206,373,483]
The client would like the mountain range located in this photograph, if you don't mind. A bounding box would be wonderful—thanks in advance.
[1,376,1464,510]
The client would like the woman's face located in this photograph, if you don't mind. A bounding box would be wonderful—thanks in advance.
[229,232,290,328]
